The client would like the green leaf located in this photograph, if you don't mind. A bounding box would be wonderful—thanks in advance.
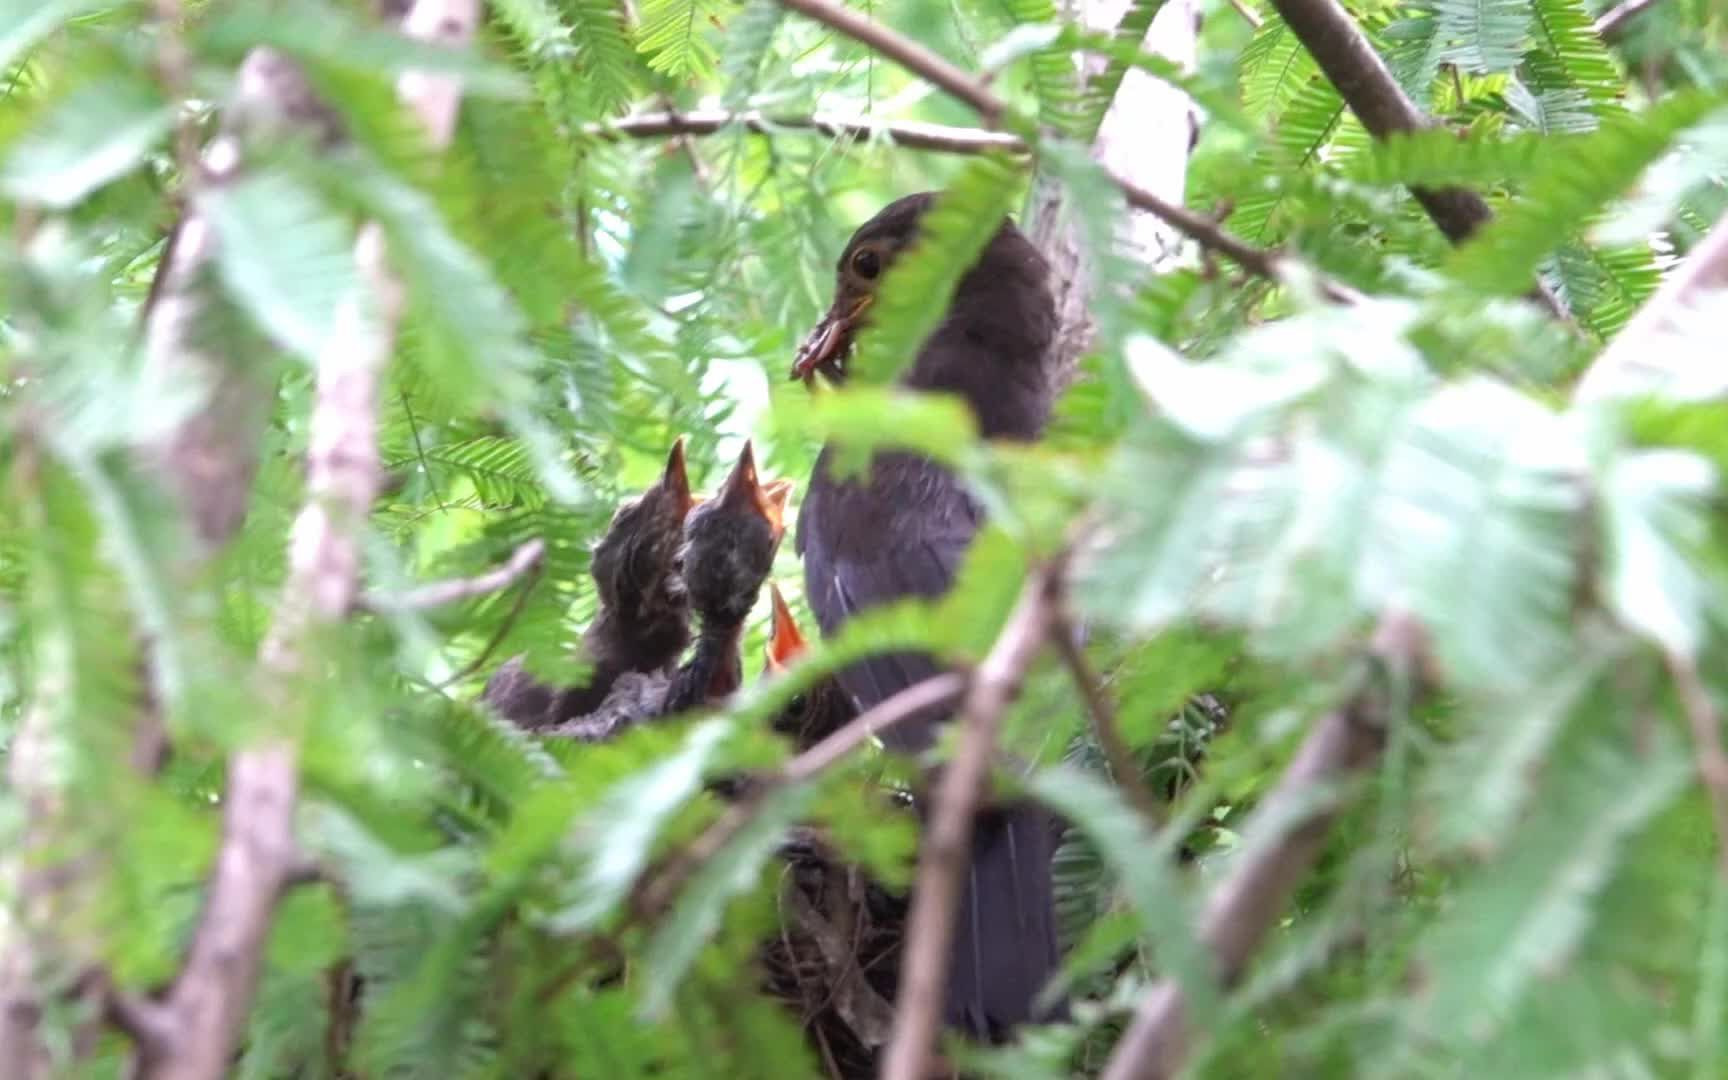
[0,0,112,72]
[1411,722,1688,1048]
[635,0,718,78]
[202,169,361,363]
[544,718,734,931]
[196,0,528,99]
[0,74,171,209]
[1598,448,1717,658]
[1447,93,1722,297]
[637,783,816,1016]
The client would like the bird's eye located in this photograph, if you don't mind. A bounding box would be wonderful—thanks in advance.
[850,248,881,280]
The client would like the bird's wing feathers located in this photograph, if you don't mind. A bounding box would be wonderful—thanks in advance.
[799,454,979,752]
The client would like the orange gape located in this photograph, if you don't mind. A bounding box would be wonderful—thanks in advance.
[763,584,807,674]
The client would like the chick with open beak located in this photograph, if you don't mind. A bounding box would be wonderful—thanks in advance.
[485,438,696,728]
[660,441,794,715]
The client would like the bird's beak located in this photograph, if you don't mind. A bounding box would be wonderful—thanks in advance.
[790,294,872,386]
[715,441,791,542]
[764,584,806,672]
[662,436,694,517]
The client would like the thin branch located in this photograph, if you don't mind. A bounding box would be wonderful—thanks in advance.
[778,0,1004,122]
[1112,173,1364,304]
[362,538,546,614]
[1050,607,1162,824]
[1595,0,1666,42]
[771,0,1359,303]
[1573,206,1728,403]
[880,564,1061,1080]
[633,673,966,918]
[1666,653,1728,880]
[1260,0,1568,317]
[583,109,1027,154]
[1097,699,1385,1080]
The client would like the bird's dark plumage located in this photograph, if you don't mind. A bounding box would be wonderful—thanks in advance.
[794,193,1063,1039]
[661,442,791,715]
[484,439,694,728]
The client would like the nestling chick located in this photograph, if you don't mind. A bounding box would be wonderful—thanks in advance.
[660,441,792,714]
[484,438,695,728]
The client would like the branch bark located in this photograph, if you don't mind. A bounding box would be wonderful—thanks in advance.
[584,110,1026,154]
[879,565,1061,1080]
[129,4,480,1077]
[1097,699,1384,1080]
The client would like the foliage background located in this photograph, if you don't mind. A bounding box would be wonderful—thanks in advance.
[3,0,1728,1075]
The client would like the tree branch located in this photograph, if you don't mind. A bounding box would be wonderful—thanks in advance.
[880,564,1061,1080]
[778,0,1004,122]
[1595,0,1666,42]
[1051,606,1162,824]
[584,110,1026,154]
[771,0,1357,304]
[362,538,546,614]
[1573,206,1728,403]
[633,673,966,918]
[1261,0,1568,317]
[1097,698,1385,1080]
[135,4,481,1077]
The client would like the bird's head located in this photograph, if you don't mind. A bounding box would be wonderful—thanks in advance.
[790,192,1055,414]
[682,441,793,626]
[591,437,695,617]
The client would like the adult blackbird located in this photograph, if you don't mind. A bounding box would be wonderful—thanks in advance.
[484,439,695,728]
[792,192,1061,1040]
[661,441,792,715]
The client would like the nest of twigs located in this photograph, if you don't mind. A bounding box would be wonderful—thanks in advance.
[760,829,908,1079]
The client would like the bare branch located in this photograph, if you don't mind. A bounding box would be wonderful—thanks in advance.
[584,110,1026,154]
[778,0,1004,122]
[1097,699,1384,1080]
[770,0,1357,303]
[1596,0,1666,42]
[880,565,1060,1080]
[1573,207,1728,403]
[633,673,966,918]
[363,539,546,614]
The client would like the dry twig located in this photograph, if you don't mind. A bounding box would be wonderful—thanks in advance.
[633,673,966,918]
